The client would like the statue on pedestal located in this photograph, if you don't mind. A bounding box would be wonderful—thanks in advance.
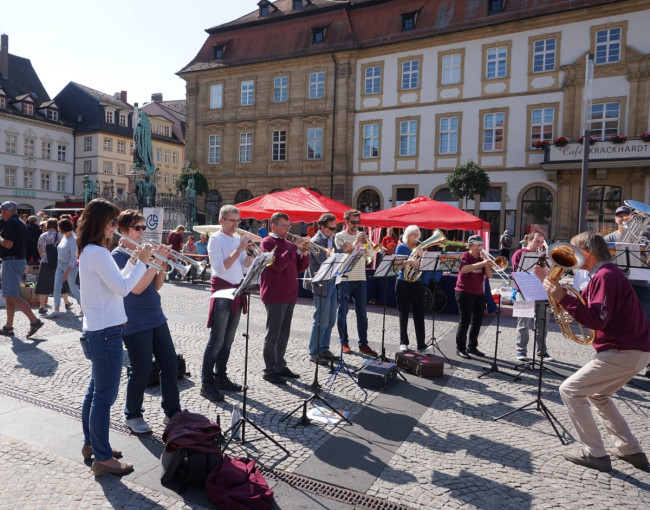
[135,174,156,210]
[185,177,196,224]
[83,175,96,205]
[133,111,157,208]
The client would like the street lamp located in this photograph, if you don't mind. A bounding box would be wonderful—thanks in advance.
[578,53,594,234]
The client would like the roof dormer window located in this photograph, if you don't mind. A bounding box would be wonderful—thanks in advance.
[488,0,505,14]
[24,102,34,115]
[214,44,225,59]
[293,0,303,10]
[402,12,417,31]
[313,28,326,44]
[48,109,58,121]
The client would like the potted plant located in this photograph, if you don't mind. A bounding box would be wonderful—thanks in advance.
[578,135,598,145]
[553,136,569,147]
[612,134,628,144]
[534,140,549,149]
[641,131,650,142]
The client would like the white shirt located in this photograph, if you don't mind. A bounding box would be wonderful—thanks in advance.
[208,231,248,285]
[79,244,147,332]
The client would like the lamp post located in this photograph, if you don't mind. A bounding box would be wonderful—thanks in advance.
[578,54,594,234]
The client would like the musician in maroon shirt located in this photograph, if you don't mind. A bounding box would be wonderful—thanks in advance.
[166,225,184,281]
[542,232,650,472]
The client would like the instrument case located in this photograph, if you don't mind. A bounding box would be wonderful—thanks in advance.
[395,351,444,377]
[357,361,398,390]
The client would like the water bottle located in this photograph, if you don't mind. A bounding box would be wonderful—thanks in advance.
[231,404,241,441]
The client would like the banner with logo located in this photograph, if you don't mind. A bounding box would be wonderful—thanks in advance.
[143,207,164,244]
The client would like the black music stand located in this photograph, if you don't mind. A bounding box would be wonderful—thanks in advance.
[221,253,289,456]
[493,300,566,444]
[419,253,451,364]
[281,253,352,427]
[478,294,517,380]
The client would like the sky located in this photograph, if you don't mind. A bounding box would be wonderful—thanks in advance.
[2,0,261,106]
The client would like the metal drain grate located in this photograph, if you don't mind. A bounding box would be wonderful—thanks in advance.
[1,385,413,509]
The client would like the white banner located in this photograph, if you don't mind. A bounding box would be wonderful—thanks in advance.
[143,207,164,244]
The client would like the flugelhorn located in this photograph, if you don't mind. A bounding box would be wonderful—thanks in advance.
[287,233,333,256]
[193,225,262,257]
[480,249,510,284]
[113,232,188,276]
[403,229,446,282]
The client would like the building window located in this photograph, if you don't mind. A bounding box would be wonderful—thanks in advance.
[401,59,420,90]
[164,126,170,137]
[57,144,66,161]
[205,189,223,224]
[357,188,381,213]
[272,130,287,161]
[164,149,170,163]
[533,37,556,73]
[483,112,505,151]
[209,134,221,164]
[5,134,16,153]
[241,80,255,106]
[362,123,379,158]
[309,72,325,99]
[273,76,288,103]
[441,53,462,85]
[117,163,126,175]
[307,127,322,160]
[439,116,459,154]
[595,27,621,64]
[24,102,34,115]
[42,141,52,159]
[239,132,253,163]
[117,140,125,153]
[103,138,112,151]
[41,173,51,191]
[84,136,92,151]
[210,84,223,109]
[214,45,225,59]
[521,186,553,237]
[530,107,554,147]
[24,138,35,157]
[173,151,179,165]
[48,109,58,121]
[4,168,15,188]
[486,46,508,79]
[24,170,34,189]
[104,161,112,174]
[313,28,325,44]
[84,161,92,174]
[402,12,416,31]
[57,175,66,192]
[399,120,418,156]
[105,109,114,123]
[488,0,505,14]
[364,65,381,95]
[590,102,620,139]
[156,147,162,162]
[119,112,127,127]
[0,96,5,108]
[586,185,620,232]
[293,0,303,10]
[260,4,269,16]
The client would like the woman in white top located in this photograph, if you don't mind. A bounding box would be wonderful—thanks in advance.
[77,199,152,477]
[51,219,80,317]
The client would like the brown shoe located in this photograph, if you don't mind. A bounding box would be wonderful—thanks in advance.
[563,448,611,472]
[91,459,134,476]
[359,344,378,356]
[82,444,123,461]
[611,448,649,469]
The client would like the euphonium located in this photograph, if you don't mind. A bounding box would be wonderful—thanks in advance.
[403,229,446,282]
[545,241,595,345]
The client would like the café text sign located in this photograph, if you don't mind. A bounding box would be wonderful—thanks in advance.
[13,190,36,198]
[549,139,650,162]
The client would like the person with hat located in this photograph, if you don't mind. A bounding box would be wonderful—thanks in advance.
[454,235,492,359]
[603,206,632,243]
[499,229,513,262]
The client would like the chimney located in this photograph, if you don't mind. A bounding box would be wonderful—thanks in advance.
[151,93,163,103]
[120,90,127,103]
[1,34,8,79]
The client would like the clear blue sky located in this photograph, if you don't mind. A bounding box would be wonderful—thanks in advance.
[2,0,260,106]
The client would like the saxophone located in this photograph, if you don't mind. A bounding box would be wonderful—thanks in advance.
[545,242,594,345]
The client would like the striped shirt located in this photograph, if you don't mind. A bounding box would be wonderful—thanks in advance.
[335,230,371,281]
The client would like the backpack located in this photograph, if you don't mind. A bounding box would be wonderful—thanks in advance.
[161,411,224,492]
[206,455,274,510]
[501,235,512,248]
[126,353,190,387]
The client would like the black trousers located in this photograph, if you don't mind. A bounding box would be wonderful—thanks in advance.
[395,279,426,350]
[455,290,485,351]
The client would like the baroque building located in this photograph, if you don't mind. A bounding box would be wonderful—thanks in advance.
[181,0,650,244]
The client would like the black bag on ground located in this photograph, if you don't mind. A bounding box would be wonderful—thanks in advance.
[126,354,190,387]
[161,410,223,492]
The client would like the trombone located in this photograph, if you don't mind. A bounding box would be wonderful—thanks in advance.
[480,249,510,284]
[114,232,188,276]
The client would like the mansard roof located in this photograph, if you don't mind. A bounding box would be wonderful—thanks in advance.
[0,54,50,102]
[69,82,133,110]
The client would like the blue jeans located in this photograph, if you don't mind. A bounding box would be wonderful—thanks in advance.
[54,261,79,308]
[337,280,368,346]
[81,325,124,462]
[202,299,241,384]
[308,281,337,356]
[122,322,181,420]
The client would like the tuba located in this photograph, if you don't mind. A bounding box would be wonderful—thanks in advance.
[545,242,595,345]
[620,199,650,248]
[403,229,446,282]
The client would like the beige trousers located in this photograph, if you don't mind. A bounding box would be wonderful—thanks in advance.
[559,349,650,457]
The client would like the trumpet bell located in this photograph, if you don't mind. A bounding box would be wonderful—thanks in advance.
[492,256,508,270]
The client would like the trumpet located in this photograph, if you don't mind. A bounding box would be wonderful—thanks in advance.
[480,249,510,284]
[114,232,188,276]
[287,233,333,256]
[194,225,262,257]
[359,227,385,253]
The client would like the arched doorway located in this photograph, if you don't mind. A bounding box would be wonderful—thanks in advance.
[235,189,253,204]
[356,188,380,213]
[205,189,222,225]
[520,186,552,237]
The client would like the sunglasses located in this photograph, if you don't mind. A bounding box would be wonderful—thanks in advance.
[109,219,117,227]
[348,220,360,225]
[131,225,147,231]
[324,225,336,231]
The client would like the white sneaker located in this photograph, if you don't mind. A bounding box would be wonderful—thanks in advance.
[124,417,152,434]
[48,311,62,318]
[399,344,408,351]
[163,415,171,425]
[517,354,528,361]
[418,348,431,355]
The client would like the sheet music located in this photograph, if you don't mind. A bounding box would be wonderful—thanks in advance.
[511,272,548,301]
[418,252,440,272]
[517,252,543,273]
[312,253,347,283]
[335,247,364,277]
[373,254,406,278]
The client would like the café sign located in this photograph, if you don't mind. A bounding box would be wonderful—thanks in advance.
[13,190,36,198]
[549,139,650,162]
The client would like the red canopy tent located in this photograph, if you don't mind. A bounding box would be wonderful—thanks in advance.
[361,196,489,232]
[235,187,351,223]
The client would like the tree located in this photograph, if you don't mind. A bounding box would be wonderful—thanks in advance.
[446,160,491,211]
[176,169,209,196]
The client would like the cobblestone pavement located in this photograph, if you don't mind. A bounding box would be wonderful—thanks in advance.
[1,280,649,509]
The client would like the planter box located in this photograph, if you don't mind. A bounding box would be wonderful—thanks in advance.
[19,286,38,306]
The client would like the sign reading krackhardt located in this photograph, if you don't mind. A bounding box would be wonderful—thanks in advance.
[549,139,650,162]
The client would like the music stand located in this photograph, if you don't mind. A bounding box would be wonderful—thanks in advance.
[478,293,517,380]
[419,252,451,364]
[220,252,289,456]
[281,253,352,427]
[493,300,566,444]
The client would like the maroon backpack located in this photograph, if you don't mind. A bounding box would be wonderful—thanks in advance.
[206,455,273,510]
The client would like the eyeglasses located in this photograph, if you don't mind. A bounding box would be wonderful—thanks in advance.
[131,225,147,232]
[348,220,360,225]
[224,218,241,224]
[277,223,292,229]
[109,219,117,227]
